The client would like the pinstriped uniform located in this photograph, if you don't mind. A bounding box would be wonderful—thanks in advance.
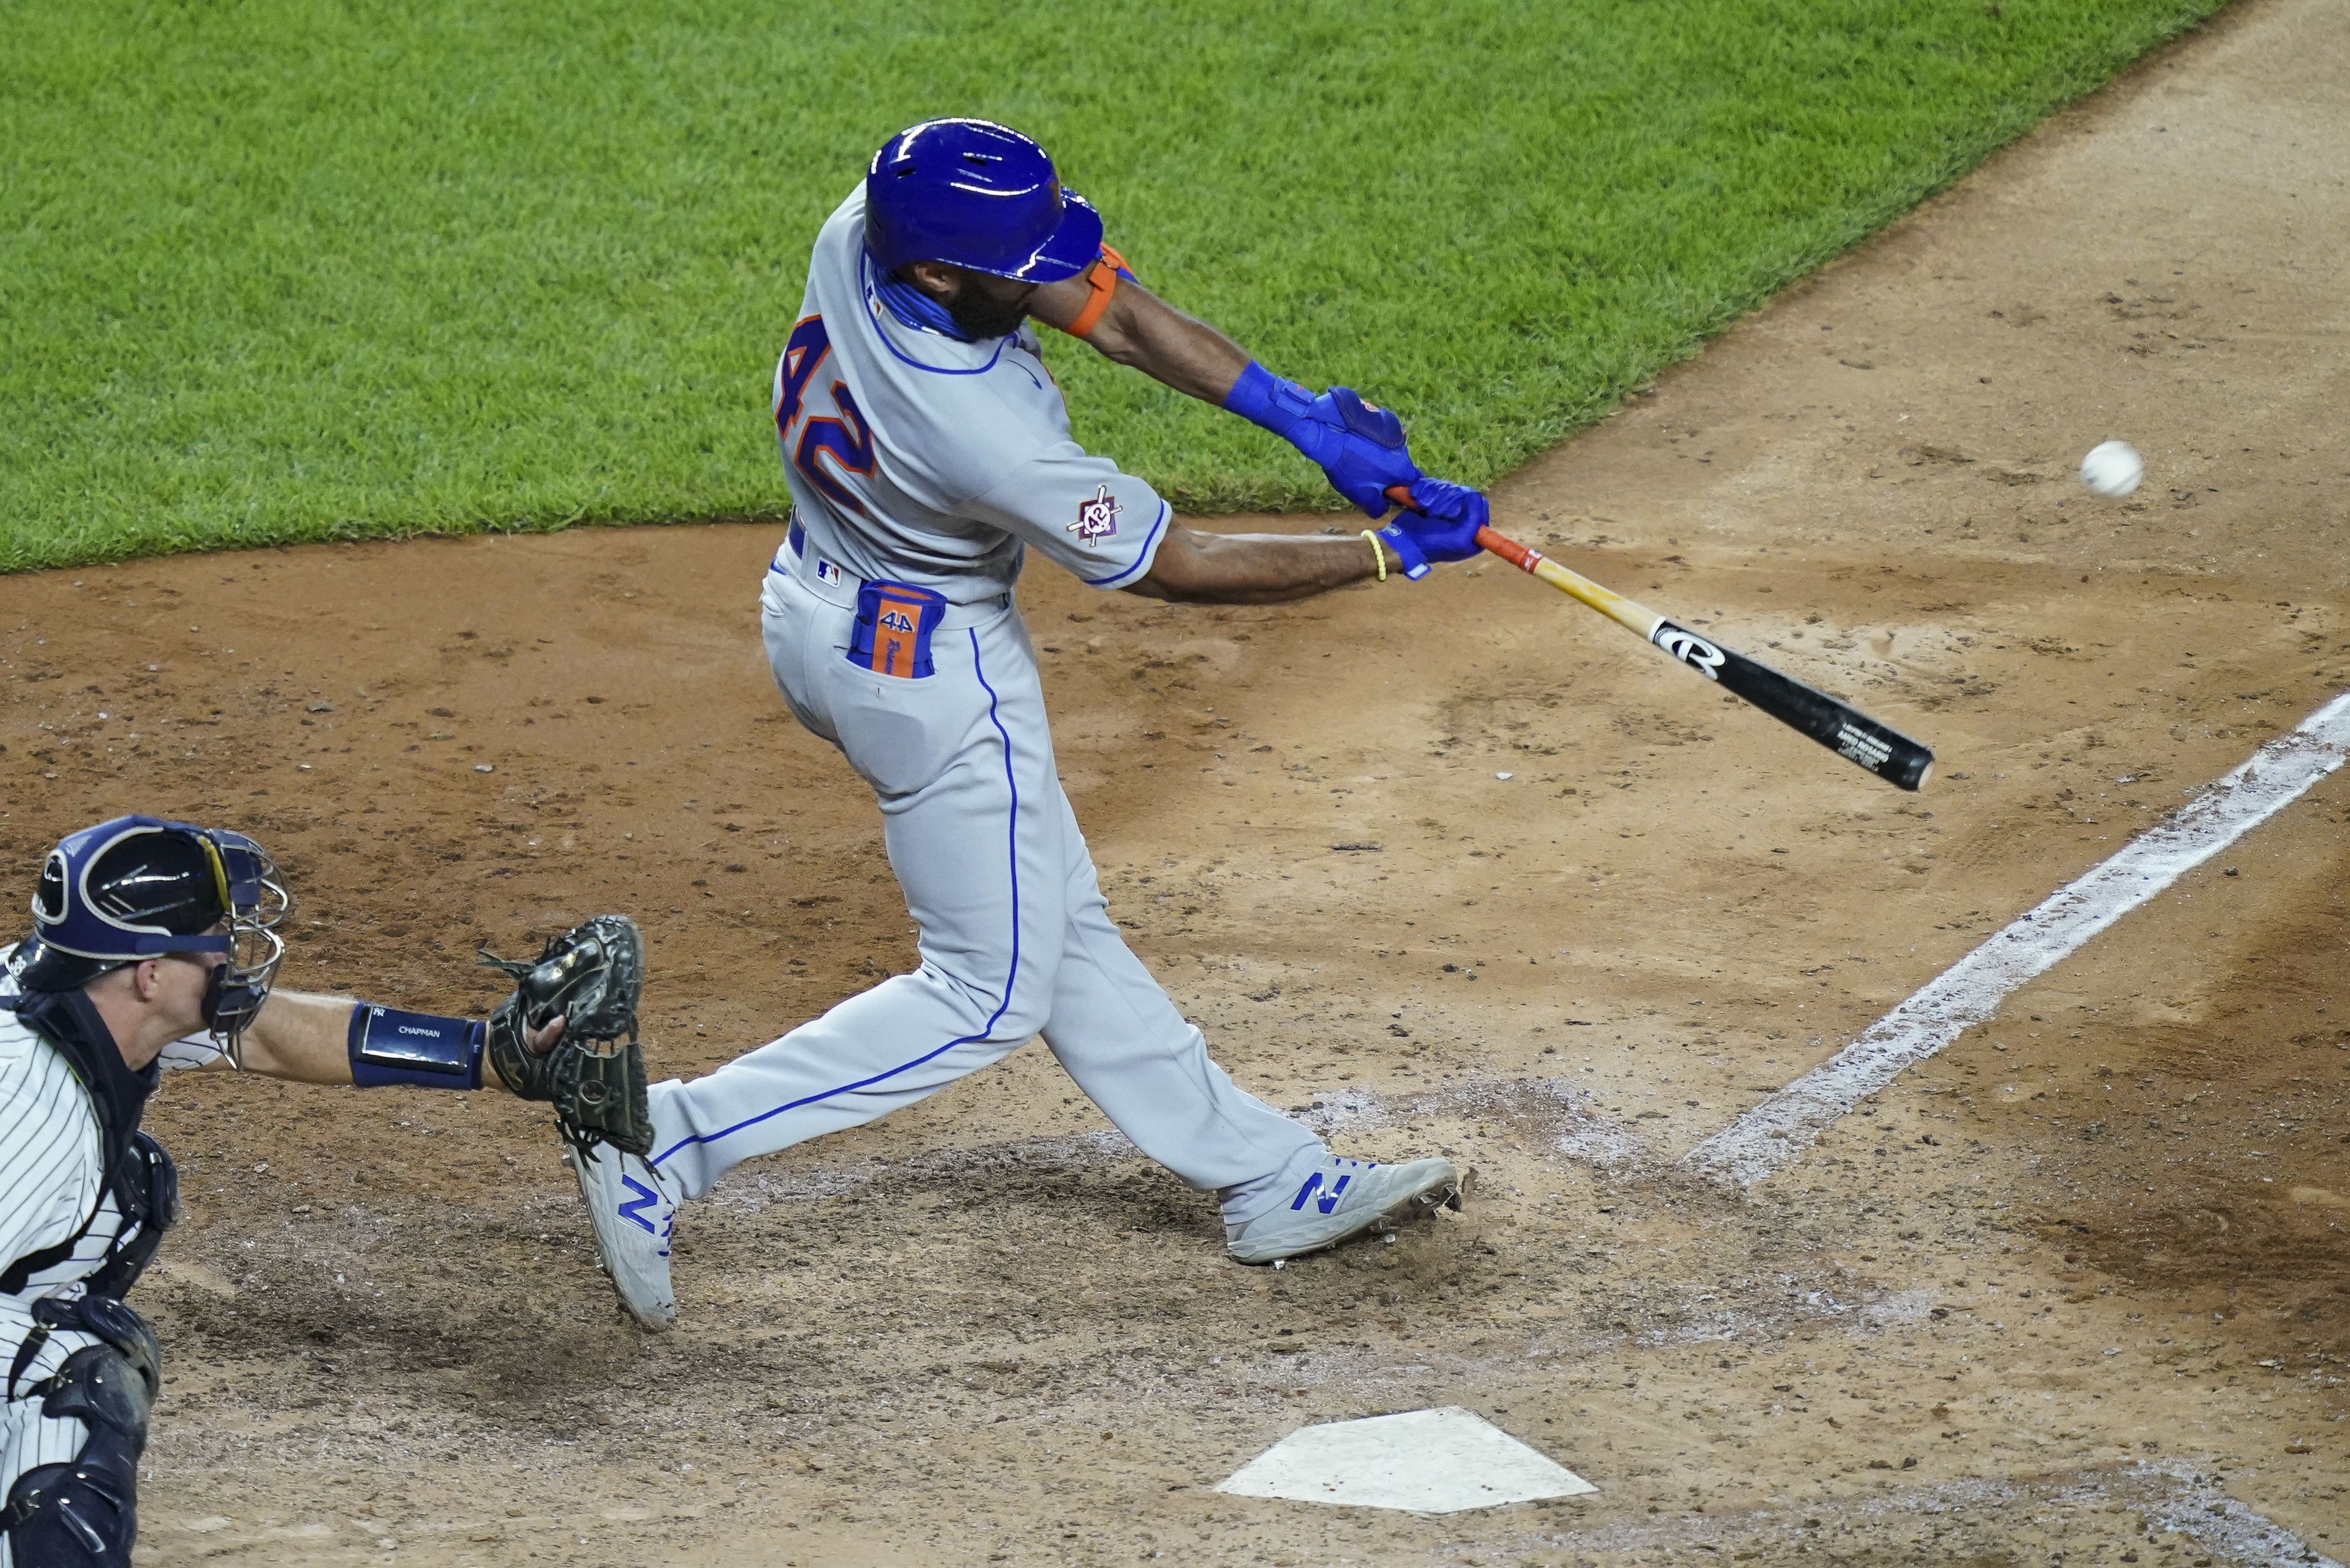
[0,955,206,1564]
[0,1012,114,1566]
[641,187,1326,1216]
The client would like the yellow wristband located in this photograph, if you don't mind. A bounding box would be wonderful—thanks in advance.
[1361,529,1387,583]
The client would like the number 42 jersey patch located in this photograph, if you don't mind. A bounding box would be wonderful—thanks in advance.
[1067,484,1121,546]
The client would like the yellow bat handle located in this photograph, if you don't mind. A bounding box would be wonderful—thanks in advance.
[1473,526,1666,640]
[1377,485,1664,636]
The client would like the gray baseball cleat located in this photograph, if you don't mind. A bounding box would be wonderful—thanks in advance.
[1224,1156,1466,1265]
[563,1140,679,1331]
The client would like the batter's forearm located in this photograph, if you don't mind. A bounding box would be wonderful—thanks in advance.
[1094,288,1251,404]
[1033,275,1249,405]
[1127,524,1388,605]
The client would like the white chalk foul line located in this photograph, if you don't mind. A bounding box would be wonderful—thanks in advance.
[1684,689,2350,1188]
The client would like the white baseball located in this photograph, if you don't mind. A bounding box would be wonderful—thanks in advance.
[2079,439,2143,498]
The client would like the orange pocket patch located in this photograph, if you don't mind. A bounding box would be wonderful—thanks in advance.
[847,580,947,679]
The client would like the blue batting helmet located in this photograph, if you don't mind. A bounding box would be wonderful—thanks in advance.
[12,814,287,1045]
[863,118,1103,283]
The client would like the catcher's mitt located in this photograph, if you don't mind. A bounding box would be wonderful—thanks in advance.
[479,914,651,1157]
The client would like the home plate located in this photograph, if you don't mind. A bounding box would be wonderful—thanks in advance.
[1213,1407,1596,1514]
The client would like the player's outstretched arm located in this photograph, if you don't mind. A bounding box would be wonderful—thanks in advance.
[1029,271,1248,404]
[1127,524,1383,605]
[1029,266,1417,518]
[1130,479,1492,606]
[202,988,560,1087]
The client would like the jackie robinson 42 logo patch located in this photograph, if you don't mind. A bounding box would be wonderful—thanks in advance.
[1067,484,1121,548]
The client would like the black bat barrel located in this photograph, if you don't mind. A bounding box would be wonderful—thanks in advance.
[1648,619,1934,791]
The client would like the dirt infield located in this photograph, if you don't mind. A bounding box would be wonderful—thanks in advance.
[4,0,2346,1561]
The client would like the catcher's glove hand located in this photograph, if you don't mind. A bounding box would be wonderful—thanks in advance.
[480,914,651,1157]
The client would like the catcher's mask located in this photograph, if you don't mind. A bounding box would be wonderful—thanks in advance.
[13,814,288,1061]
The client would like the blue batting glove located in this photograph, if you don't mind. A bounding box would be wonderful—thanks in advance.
[1223,364,1421,516]
[1305,386,1420,515]
[1374,478,1488,579]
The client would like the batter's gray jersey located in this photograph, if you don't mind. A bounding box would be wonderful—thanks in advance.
[769,186,1171,601]
[636,194,1324,1221]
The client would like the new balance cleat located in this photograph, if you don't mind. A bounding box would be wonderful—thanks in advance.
[1224,1156,1466,1265]
[563,1140,679,1330]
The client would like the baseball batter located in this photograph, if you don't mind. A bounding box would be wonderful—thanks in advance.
[567,119,1494,1330]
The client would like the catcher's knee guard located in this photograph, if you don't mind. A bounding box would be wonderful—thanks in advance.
[3,1323,156,1566]
[28,1296,161,1408]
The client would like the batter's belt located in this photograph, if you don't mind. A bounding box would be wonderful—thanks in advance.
[770,517,1012,629]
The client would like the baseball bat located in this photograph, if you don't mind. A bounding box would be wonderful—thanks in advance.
[1383,486,1933,791]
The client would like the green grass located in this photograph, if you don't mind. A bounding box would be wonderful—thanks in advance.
[0,0,2226,570]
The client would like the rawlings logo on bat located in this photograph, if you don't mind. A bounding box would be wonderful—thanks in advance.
[1650,622,1727,681]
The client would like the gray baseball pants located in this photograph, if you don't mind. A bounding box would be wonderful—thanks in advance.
[643,567,1321,1216]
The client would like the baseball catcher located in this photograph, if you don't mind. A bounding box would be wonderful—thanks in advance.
[558,117,1486,1332]
[0,815,618,1566]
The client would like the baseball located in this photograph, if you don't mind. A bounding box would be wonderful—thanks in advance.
[2079,439,2143,498]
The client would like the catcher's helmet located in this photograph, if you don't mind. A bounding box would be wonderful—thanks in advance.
[12,814,287,1046]
[863,117,1103,283]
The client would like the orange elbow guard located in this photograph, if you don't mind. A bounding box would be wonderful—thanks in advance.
[1061,244,1130,340]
